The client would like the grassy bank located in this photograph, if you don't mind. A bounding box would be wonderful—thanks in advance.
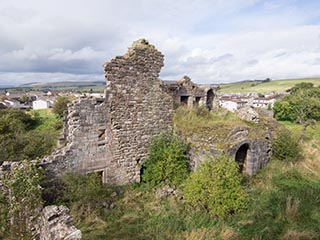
[219,78,320,93]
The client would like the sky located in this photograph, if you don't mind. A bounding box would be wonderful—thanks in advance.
[1,0,320,86]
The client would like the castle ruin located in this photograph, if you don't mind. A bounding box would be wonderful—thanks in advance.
[41,39,271,185]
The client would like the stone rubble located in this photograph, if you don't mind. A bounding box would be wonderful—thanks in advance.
[39,205,82,240]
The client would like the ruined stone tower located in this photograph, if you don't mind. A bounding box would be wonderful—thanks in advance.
[103,39,173,183]
[42,39,173,185]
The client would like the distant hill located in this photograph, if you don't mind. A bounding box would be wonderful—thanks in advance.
[19,81,106,89]
[218,78,320,93]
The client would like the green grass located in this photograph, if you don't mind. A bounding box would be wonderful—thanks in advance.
[219,78,320,93]
[31,109,62,132]
[69,159,320,240]
[173,106,266,150]
[279,121,320,140]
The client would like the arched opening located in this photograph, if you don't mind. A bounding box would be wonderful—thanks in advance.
[206,89,214,110]
[235,143,249,173]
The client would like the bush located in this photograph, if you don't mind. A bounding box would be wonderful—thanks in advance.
[141,132,189,187]
[272,130,302,162]
[183,155,247,218]
[1,161,43,239]
[0,109,61,162]
[52,172,114,226]
[52,96,71,118]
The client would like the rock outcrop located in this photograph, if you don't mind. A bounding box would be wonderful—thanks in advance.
[39,205,81,240]
[237,107,260,123]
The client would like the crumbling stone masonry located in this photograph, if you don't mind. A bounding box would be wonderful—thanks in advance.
[161,75,219,109]
[42,39,173,185]
[188,125,272,176]
[103,39,173,183]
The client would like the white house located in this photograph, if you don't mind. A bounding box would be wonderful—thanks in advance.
[32,99,54,110]
[252,97,276,109]
[219,97,248,112]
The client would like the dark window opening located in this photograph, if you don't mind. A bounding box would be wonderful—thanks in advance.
[181,96,189,105]
[235,143,249,173]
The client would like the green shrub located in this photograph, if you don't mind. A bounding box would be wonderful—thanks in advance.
[1,161,43,239]
[0,109,61,162]
[183,155,247,218]
[272,130,302,162]
[52,96,71,118]
[57,172,109,207]
[141,132,189,187]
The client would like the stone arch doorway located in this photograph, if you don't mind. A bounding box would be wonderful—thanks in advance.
[206,89,214,110]
[235,143,249,173]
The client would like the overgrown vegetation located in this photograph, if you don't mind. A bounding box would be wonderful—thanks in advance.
[274,83,320,142]
[52,95,72,118]
[0,161,43,239]
[184,155,247,218]
[273,129,302,162]
[0,108,62,163]
[141,132,189,187]
[45,156,320,240]
[173,106,260,150]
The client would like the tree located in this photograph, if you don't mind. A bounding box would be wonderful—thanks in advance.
[273,83,320,141]
[52,96,71,118]
[0,109,58,163]
[183,155,247,218]
[289,82,314,94]
[141,132,189,187]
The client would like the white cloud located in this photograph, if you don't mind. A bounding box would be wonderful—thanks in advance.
[0,0,320,85]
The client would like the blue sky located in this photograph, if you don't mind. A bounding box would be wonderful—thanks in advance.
[1,0,320,85]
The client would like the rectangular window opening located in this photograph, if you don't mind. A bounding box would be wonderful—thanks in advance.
[180,96,189,105]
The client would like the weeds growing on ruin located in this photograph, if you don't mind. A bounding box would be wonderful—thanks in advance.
[141,131,190,187]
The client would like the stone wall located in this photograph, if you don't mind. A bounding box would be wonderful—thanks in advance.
[189,125,272,176]
[161,75,219,109]
[41,39,173,185]
[41,97,110,178]
[103,39,173,184]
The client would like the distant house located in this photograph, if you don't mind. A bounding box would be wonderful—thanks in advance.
[219,97,248,112]
[32,99,54,110]
[252,97,276,109]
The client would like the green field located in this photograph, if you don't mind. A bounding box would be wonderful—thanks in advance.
[218,78,320,93]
